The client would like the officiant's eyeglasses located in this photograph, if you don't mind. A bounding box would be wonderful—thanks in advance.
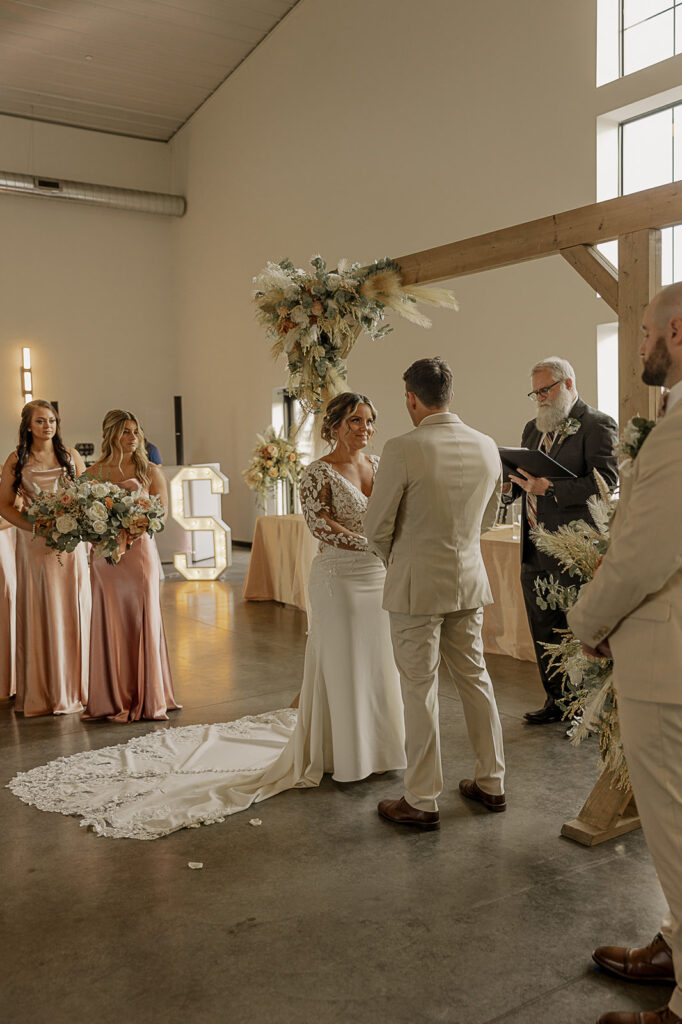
[527,380,564,402]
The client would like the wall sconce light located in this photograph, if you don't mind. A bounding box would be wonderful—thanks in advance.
[170,465,232,581]
[21,347,33,403]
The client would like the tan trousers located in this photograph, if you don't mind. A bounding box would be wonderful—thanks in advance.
[618,698,682,1017]
[389,607,505,812]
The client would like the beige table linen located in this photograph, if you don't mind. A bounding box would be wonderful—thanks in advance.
[244,517,533,663]
[242,514,316,616]
[480,526,534,661]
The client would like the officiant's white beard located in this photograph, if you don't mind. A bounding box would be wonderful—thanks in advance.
[535,385,575,433]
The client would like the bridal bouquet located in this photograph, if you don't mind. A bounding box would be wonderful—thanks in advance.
[243,426,303,507]
[77,479,165,564]
[253,255,459,413]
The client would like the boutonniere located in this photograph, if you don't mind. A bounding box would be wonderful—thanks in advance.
[619,416,655,460]
[555,417,581,445]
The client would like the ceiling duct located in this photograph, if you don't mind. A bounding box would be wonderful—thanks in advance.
[0,170,186,217]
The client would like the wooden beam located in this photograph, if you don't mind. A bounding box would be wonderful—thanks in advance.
[618,229,662,424]
[394,180,682,286]
[562,768,639,846]
[560,244,619,313]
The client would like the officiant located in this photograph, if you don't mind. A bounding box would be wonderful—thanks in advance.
[504,357,618,724]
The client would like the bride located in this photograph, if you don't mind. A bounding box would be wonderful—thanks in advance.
[9,392,406,839]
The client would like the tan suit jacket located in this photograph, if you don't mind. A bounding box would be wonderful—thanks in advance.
[364,412,501,616]
[567,399,682,705]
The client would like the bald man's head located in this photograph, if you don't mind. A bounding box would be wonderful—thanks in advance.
[650,281,682,330]
[641,284,682,389]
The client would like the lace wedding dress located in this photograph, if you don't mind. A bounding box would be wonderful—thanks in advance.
[8,457,406,839]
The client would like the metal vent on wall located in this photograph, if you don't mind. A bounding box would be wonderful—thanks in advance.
[0,170,186,217]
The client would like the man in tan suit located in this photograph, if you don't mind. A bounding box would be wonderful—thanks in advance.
[365,357,505,830]
[567,283,682,1024]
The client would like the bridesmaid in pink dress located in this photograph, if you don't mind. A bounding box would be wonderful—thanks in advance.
[82,409,180,723]
[0,477,17,701]
[0,402,90,716]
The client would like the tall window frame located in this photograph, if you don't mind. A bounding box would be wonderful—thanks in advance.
[620,0,682,76]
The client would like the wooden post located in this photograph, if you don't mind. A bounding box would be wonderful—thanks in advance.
[618,229,662,423]
[561,769,639,846]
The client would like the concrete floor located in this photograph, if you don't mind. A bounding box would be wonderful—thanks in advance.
[0,549,671,1024]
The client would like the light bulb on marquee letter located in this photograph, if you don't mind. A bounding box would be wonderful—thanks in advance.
[170,466,232,581]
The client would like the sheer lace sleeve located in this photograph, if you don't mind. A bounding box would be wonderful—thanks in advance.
[300,462,368,550]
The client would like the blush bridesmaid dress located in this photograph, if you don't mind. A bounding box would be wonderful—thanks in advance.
[82,478,180,723]
[15,465,90,716]
[0,523,16,700]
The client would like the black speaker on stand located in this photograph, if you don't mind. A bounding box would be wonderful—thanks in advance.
[174,395,184,465]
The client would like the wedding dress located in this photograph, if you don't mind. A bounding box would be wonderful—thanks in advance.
[8,457,406,839]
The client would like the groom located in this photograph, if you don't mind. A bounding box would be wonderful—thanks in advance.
[365,357,506,829]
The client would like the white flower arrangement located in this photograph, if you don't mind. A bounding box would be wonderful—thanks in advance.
[25,478,166,565]
[619,415,655,460]
[253,255,459,413]
[242,427,303,508]
[555,416,581,445]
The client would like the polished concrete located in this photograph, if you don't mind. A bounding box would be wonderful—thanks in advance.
[0,549,670,1024]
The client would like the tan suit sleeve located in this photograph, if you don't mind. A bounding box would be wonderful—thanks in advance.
[481,461,502,534]
[567,416,682,646]
[364,438,407,565]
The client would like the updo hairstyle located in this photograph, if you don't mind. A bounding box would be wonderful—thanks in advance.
[320,392,377,447]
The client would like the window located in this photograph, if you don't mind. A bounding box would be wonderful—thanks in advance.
[620,99,682,283]
[597,0,682,83]
[622,1,679,75]
[271,388,313,514]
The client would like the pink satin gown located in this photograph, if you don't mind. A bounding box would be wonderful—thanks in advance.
[0,526,16,699]
[83,479,180,723]
[15,465,90,716]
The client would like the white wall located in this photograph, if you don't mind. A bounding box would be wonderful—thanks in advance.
[0,115,177,460]
[3,0,681,541]
[170,0,615,541]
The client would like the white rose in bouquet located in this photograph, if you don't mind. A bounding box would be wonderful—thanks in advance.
[55,514,77,534]
[149,518,163,532]
[87,501,108,521]
[90,482,109,499]
[92,520,107,535]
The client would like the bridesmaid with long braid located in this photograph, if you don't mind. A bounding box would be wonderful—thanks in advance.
[0,401,90,716]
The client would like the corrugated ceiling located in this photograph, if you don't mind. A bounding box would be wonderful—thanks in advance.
[0,0,301,141]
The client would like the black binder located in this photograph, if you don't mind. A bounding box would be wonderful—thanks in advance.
[498,446,577,481]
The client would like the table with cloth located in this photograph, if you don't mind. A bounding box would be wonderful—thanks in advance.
[242,514,317,617]
[243,516,533,662]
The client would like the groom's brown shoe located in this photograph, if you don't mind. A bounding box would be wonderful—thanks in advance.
[593,933,675,983]
[377,797,440,830]
[458,779,506,812]
[596,1007,682,1023]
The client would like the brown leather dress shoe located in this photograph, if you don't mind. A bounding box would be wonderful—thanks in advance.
[458,778,506,812]
[596,1006,682,1023]
[593,933,675,983]
[377,796,440,830]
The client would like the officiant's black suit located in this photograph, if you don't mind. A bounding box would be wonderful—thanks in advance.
[512,398,618,703]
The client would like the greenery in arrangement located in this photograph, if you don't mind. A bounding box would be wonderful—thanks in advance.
[253,255,459,414]
[242,426,304,507]
[26,478,165,565]
[531,415,655,789]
